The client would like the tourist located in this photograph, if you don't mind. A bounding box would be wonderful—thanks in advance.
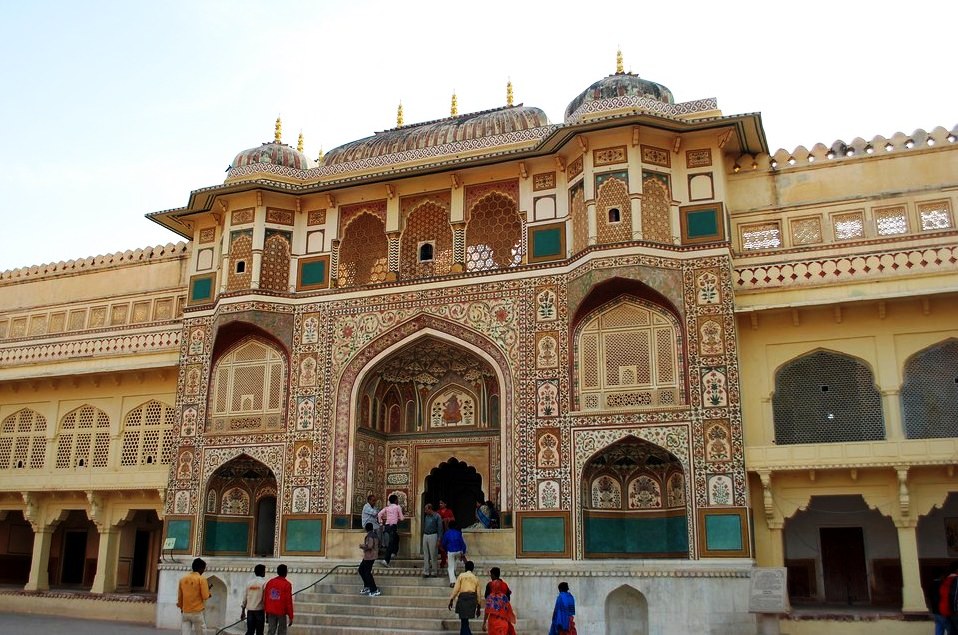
[437,499,455,568]
[422,502,441,577]
[485,500,500,528]
[475,499,496,528]
[359,522,382,597]
[549,581,577,635]
[361,493,383,558]
[441,520,467,585]
[264,564,294,635]
[176,557,211,635]
[240,563,267,635]
[447,559,481,635]
[482,567,516,635]
[377,494,405,565]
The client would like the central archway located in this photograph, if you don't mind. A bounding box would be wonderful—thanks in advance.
[203,454,277,557]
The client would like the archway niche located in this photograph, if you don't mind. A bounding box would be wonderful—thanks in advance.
[423,458,485,529]
[203,454,277,557]
[581,436,688,558]
[784,494,899,607]
[605,584,649,634]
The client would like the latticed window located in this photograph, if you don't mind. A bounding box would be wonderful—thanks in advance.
[209,339,286,433]
[227,231,253,291]
[338,213,389,287]
[260,231,291,292]
[874,206,908,236]
[741,222,782,250]
[400,202,453,279]
[902,340,958,439]
[576,299,682,411]
[56,405,110,469]
[773,351,885,444]
[0,409,47,470]
[465,193,524,271]
[121,400,176,466]
[641,173,672,243]
[596,174,632,244]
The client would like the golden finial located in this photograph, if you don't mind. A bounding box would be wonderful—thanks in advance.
[506,80,514,107]
[274,116,282,142]
[616,49,624,74]
[451,91,458,117]
[397,102,404,128]
[316,147,324,165]
[297,131,304,153]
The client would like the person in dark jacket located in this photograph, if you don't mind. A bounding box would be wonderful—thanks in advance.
[440,520,467,585]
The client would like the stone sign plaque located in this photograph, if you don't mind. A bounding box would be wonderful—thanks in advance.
[748,567,789,613]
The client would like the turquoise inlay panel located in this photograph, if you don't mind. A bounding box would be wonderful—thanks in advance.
[704,513,743,551]
[203,518,249,554]
[190,277,213,303]
[332,514,351,530]
[300,260,327,286]
[521,516,566,553]
[532,228,563,258]
[595,170,629,189]
[285,519,323,553]
[687,208,719,238]
[584,515,688,555]
[166,519,192,550]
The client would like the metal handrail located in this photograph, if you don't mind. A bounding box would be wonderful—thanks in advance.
[214,564,354,635]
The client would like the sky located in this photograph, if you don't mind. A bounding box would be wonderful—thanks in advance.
[0,0,953,272]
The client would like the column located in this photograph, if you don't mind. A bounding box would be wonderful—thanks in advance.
[451,222,466,273]
[90,524,120,594]
[386,232,400,282]
[25,525,54,591]
[895,519,924,612]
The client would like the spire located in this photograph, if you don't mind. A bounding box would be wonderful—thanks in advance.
[397,102,404,128]
[616,48,624,74]
[450,91,458,117]
[506,80,514,107]
[316,147,324,165]
[297,131,304,153]
[274,116,282,142]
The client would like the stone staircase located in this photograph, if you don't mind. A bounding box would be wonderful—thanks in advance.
[221,559,546,634]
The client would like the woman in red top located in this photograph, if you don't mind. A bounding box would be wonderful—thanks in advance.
[437,499,455,567]
[483,567,516,635]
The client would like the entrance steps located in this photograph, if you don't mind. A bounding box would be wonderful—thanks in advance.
[223,559,546,634]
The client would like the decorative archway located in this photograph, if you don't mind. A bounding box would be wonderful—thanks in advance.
[331,316,514,515]
[423,458,486,529]
[577,433,690,559]
[201,453,279,557]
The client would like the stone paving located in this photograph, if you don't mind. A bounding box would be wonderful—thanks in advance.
[0,613,175,634]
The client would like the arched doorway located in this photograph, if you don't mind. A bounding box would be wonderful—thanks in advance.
[203,455,277,557]
[605,585,649,634]
[581,436,688,558]
[423,458,485,529]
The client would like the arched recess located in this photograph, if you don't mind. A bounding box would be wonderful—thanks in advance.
[901,338,958,439]
[605,584,649,635]
[1,408,48,470]
[772,349,884,445]
[338,212,389,287]
[331,317,514,516]
[202,453,278,558]
[465,192,524,271]
[571,277,686,412]
[783,494,900,607]
[580,436,689,559]
[207,333,288,436]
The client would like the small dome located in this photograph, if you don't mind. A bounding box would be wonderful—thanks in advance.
[324,105,549,166]
[231,142,312,170]
[564,72,674,122]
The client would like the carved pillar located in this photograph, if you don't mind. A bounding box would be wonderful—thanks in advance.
[759,471,785,567]
[629,192,643,240]
[585,198,598,246]
[451,222,466,273]
[386,231,401,282]
[895,518,924,612]
[90,525,120,593]
[882,389,904,440]
[25,525,54,591]
[329,239,341,286]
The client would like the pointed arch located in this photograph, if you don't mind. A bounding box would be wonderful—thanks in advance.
[208,336,288,435]
[121,399,175,467]
[0,408,47,470]
[901,338,958,439]
[339,211,389,286]
[56,405,110,469]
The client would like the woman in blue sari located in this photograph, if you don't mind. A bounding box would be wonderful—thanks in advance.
[549,581,577,635]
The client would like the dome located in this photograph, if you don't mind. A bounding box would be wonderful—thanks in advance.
[230,141,312,170]
[323,105,549,166]
[564,71,675,122]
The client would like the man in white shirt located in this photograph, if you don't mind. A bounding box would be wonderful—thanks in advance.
[240,563,267,635]
[361,494,382,559]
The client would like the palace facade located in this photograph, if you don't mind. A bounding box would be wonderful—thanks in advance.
[1,56,956,633]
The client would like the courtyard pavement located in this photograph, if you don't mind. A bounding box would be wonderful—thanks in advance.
[0,613,176,633]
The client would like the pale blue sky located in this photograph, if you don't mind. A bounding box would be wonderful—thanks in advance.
[1,0,953,271]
